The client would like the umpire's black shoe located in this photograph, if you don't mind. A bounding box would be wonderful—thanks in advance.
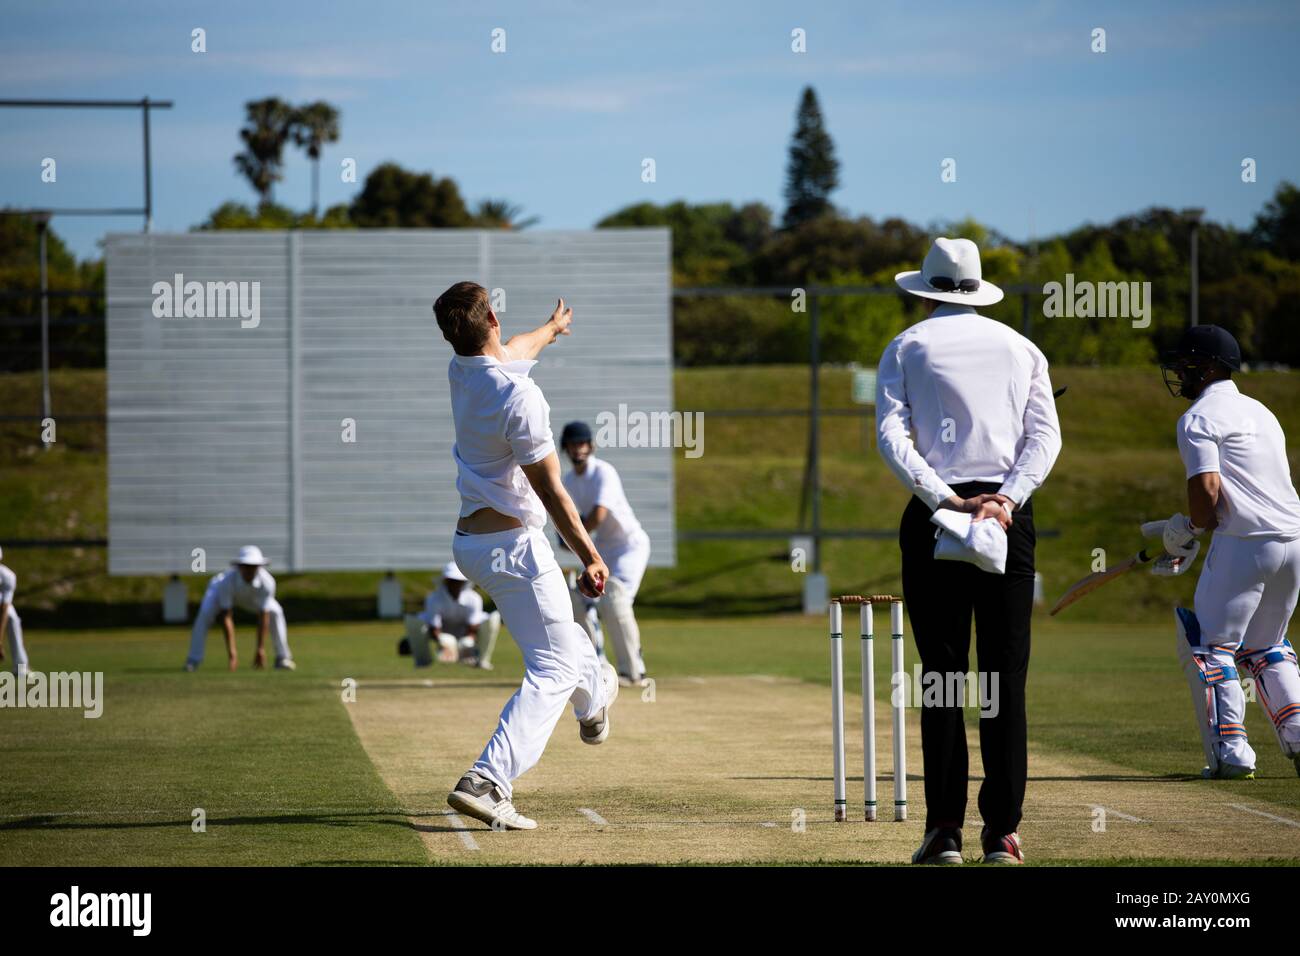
[911,827,963,865]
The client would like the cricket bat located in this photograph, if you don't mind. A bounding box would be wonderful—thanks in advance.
[1048,549,1154,616]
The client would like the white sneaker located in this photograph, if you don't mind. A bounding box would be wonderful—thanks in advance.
[447,772,537,830]
[580,661,619,745]
[274,658,297,671]
[183,662,197,673]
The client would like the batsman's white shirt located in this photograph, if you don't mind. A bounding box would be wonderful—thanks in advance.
[1176,379,1300,539]
[0,563,26,675]
[448,353,555,529]
[563,456,650,587]
[421,585,488,637]
[876,304,1062,509]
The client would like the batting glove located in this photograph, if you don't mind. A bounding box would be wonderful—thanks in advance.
[1152,541,1200,576]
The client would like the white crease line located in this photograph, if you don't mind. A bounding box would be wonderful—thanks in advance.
[443,811,481,850]
[760,822,777,828]
[1089,804,1144,823]
[748,675,778,683]
[1228,803,1300,828]
[684,677,707,685]
[578,807,608,826]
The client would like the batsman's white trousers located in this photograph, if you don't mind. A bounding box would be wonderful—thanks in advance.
[453,527,607,797]
[186,590,292,667]
[5,604,28,676]
[1194,532,1300,764]
[570,532,650,680]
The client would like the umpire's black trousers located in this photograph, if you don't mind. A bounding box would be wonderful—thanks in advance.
[899,481,1035,837]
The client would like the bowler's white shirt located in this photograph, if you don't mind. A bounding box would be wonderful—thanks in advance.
[448,353,555,529]
[563,456,647,555]
[207,567,276,614]
[423,585,488,636]
[1177,379,1300,539]
[0,564,16,604]
[876,304,1062,509]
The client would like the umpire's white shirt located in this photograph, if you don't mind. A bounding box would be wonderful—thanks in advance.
[1177,379,1300,539]
[448,353,555,529]
[876,304,1062,509]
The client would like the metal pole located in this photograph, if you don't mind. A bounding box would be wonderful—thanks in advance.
[38,219,52,439]
[809,295,821,573]
[142,96,153,232]
[1189,220,1199,327]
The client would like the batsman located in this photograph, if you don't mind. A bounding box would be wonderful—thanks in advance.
[1158,325,1300,779]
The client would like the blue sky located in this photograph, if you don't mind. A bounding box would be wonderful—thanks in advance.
[2,0,1297,260]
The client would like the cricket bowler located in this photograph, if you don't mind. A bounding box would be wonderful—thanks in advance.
[434,282,617,831]
[1158,325,1300,779]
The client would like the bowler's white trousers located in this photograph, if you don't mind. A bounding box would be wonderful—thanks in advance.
[1194,532,1300,765]
[186,589,292,667]
[453,527,607,797]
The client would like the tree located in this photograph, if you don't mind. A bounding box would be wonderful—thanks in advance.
[473,199,539,229]
[1252,181,1300,261]
[349,162,472,227]
[290,101,341,217]
[782,86,839,229]
[233,98,296,206]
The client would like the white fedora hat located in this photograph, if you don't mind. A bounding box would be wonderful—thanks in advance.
[441,561,468,582]
[232,544,270,567]
[895,237,1004,307]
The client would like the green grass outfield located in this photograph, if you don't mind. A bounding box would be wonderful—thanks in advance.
[2,613,1297,866]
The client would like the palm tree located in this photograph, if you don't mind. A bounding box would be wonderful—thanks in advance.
[291,102,341,218]
[474,199,540,230]
[233,98,295,207]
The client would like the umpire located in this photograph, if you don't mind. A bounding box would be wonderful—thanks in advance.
[876,238,1062,864]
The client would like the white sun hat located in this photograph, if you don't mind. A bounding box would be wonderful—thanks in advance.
[232,544,270,567]
[441,561,468,582]
[895,237,1004,307]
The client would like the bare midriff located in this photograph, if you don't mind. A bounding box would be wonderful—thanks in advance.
[457,507,524,534]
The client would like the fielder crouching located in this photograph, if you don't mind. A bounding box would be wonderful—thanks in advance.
[184,545,295,672]
[1157,325,1300,779]
[410,561,501,669]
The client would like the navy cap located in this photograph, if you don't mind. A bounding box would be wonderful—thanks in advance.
[560,421,593,446]
[1171,324,1241,371]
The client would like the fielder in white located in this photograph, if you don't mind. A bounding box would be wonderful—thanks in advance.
[434,281,617,831]
[1157,325,1300,779]
[559,420,651,687]
[185,545,296,672]
[0,546,30,677]
[416,561,501,669]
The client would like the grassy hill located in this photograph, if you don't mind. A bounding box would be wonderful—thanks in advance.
[2,365,1298,626]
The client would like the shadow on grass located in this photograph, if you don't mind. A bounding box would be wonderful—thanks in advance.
[0,811,417,832]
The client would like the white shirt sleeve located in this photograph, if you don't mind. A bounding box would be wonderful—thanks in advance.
[257,571,276,609]
[590,465,621,512]
[875,337,958,511]
[998,345,1063,506]
[1177,413,1221,478]
[215,573,236,611]
[504,385,555,466]
[0,568,16,604]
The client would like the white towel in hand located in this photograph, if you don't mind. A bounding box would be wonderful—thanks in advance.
[929,506,1009,575]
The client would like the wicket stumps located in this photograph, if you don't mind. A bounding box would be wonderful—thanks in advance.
[830,595,907,822]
